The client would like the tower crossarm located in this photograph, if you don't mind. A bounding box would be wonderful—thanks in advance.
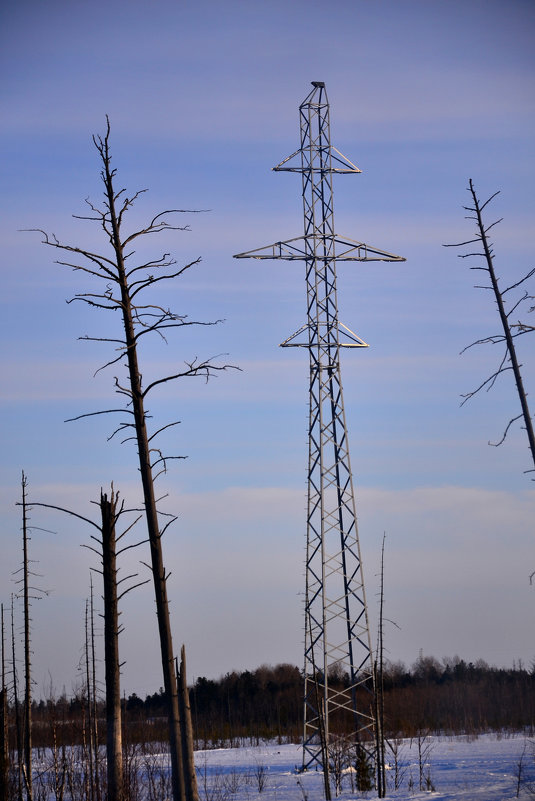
[234,234,405,262]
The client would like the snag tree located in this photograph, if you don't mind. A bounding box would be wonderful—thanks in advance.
[30,487,148,801]
[445,179,535,476]
[29,119,229,800]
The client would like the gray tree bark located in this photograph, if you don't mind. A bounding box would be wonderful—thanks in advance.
[178,646,199,801]
[101,490,124,801]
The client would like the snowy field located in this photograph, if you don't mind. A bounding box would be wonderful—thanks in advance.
[194,733,535,800]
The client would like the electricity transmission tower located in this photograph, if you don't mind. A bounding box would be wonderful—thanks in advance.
[234,82,404,782]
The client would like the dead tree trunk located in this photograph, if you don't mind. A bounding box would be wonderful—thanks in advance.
[21,474,32,801]
[100,489,123,801]
[375,534,386,798]
[100,154,186,801]
[177,646,199,801]
[25,490,149,801]
[0,606,8,801]
[11,598,23,801]
[90,576,101,801]
[84,600,95,801]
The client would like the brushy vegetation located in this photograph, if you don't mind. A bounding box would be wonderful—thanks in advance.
[2,656,533,799]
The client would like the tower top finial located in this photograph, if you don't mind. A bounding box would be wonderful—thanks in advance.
[311,81,325,88]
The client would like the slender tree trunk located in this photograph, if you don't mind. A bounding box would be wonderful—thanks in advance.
[100,490,123,801]
[11,598,23,801]
[177,647,199,801]
[375,534,386,797]
[85,601,95,801]
[21,475,32,801]
[0,606,9,801]
[315,679,331,801]
[374,661,382,798]
[90,576,101,801]
[101,139,186,801]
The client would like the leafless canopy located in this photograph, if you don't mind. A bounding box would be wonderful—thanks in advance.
[25,116,234,479]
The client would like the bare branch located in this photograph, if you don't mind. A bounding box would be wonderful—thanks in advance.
[65,408,134,424]
[489,414,523,447]
[482,218,502,235]
[478,189,501,212]
[115,515,143,542]
[502,267,535,295]
[117,579,150,601]
[81,543,103,559]
[151,455,187,470]
[116,539,148,556]
[460,362,512,405]
[460,334,505,353]
[93,350,127,376]
[506,292,529,318]
[142,357,238,398]
[107,422,135,442]
[148,421,181,443]
[129,259,201,298]
[121,209,207,248]
[443,238,481,248]
[24,502,101,531]
[160,517,178,538]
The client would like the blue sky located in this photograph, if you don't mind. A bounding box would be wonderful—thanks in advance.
[1,0,534,698]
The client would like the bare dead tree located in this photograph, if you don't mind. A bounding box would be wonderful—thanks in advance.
[83,578,101,801]
[21,475,32,801]
[13,473,49,801]
[89,575,101,801]
[84,599,95,801]
[99,487,142,801]
[374,533,386,798]
[11,597,22,801]
[27,118,236,801]
[29,490,148,801]
[0,605,8,801]
[445,179,535,475]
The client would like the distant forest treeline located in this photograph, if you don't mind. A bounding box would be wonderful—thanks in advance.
[27,656,535,748]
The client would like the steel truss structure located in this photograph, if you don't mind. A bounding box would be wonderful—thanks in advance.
[234,82,404,782]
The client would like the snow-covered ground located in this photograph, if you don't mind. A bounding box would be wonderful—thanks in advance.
[194,733,535,800]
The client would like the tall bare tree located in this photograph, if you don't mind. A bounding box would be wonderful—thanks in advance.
[11,597,22,801]
[374,534,387,798]
[14,473,49,801]
[445,179,535,475]
[28,119,233,800]
[21,474,32,801]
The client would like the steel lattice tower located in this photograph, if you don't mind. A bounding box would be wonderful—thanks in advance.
[234,82,404,781]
